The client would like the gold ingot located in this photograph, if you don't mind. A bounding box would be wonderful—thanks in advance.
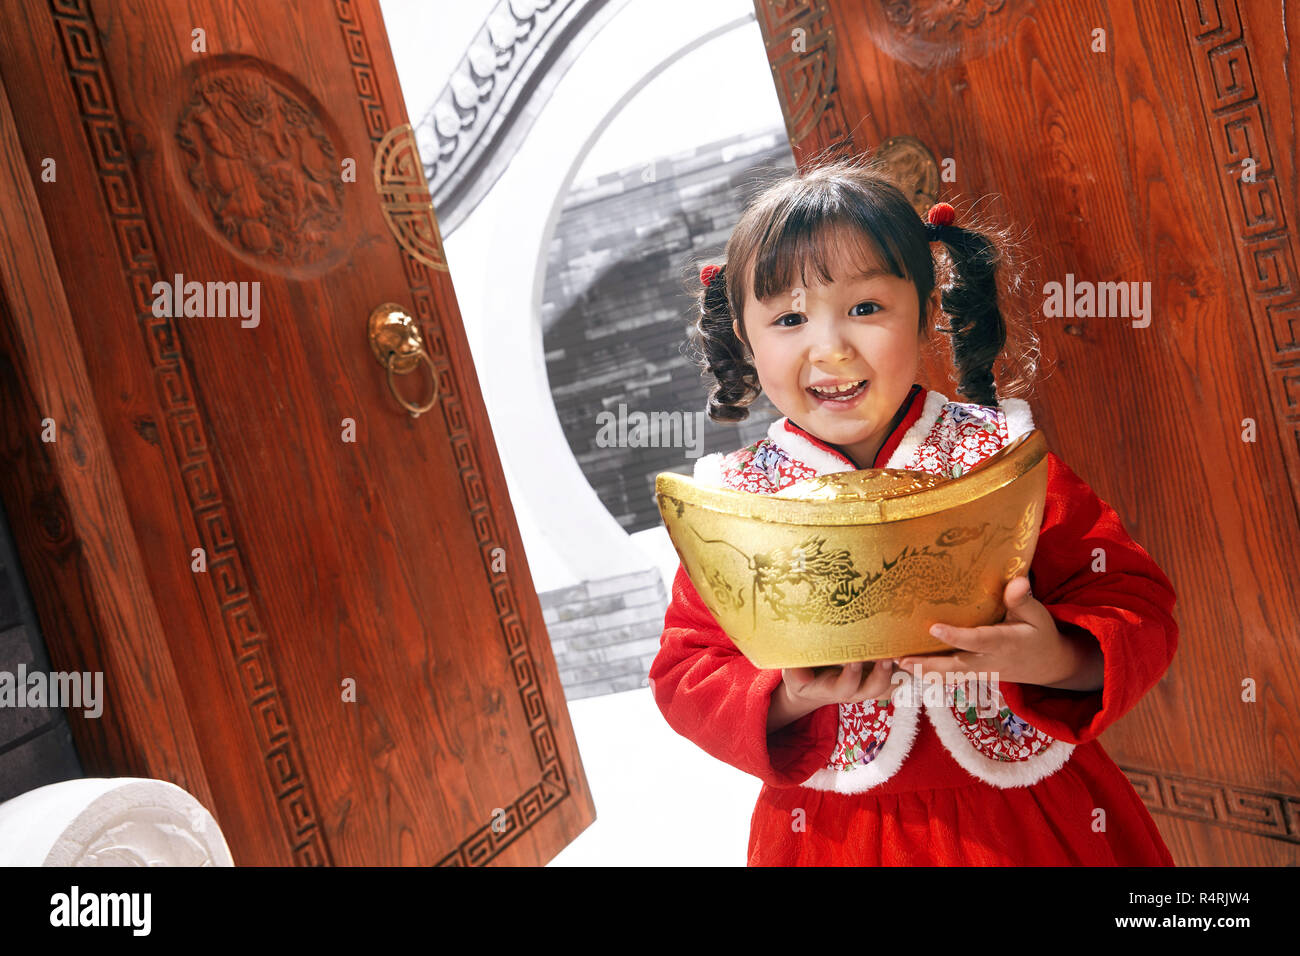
[655,430,1049,669]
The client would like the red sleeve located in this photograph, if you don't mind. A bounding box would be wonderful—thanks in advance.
[649,562,839,787]
[999,451,1179,745]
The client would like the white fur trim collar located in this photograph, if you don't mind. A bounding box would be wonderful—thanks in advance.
[924,696,1074,788]
[768,387,939,475]
[884,389,948,469]
[799,674,922,794]
[692,452,726,487]
[766,419,856,476]
[696,392,1033,487]
[1000,397,1035,441]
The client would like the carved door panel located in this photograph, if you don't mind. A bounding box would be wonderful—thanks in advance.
[754,0,1300,864]
[0,0,594,864]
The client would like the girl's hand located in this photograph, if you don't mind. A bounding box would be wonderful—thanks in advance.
[768,659,898,732]
[896,576,1097,689]
[781,658,898,710]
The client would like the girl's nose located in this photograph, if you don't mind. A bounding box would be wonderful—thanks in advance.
[808,327,854,364]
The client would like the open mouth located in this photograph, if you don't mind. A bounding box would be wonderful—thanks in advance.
[807,380,869,402]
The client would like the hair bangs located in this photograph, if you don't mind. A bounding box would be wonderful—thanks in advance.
[749,189,910,306]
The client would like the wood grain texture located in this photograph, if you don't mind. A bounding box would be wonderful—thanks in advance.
[0,63,215,809]
[0,0,593,865]
[755,0,1300,865]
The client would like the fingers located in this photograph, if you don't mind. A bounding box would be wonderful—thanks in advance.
[849,659,897,702]
[833,661,865,698]
[1006,574,1033,606]
[927,621,994,651]
[801,661,871,702]
[786,659,905,706]
[928,618,1036,652]
[782,666,817,694]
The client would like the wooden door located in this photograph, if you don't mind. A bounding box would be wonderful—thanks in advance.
[0,0,593,865]
[754,0,1300,865]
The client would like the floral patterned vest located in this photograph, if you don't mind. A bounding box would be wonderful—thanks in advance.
[691,389,1075,793]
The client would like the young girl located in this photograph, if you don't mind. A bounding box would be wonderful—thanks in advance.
[648,157,1179,866]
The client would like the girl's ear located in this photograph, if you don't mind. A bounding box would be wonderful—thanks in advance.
[925,290,941,326]
[732,318,753,361]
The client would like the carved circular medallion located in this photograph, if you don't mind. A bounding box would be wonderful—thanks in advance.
[175,59,347,271]
[874,135,940,219]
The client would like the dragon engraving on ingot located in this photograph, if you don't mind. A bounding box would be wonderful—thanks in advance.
[661,482,1042,636]
[745,532,981,627]
[1002,499,1041,580]
[687,506,1035,631]
[704,566,745,612]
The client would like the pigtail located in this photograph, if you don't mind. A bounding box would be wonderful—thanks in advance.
[930,224,1007,408]
[688,263,762,423]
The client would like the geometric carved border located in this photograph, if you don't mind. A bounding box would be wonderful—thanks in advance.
[333,0,569,866]
[48,0,331,864]
[1122,765,1300,844]
[755,0,853,158]
[1181,0,1300,516]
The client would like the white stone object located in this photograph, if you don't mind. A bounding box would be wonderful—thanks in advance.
[0,777,234,866]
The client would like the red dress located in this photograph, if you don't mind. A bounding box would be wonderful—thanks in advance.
[649,385,1179,866]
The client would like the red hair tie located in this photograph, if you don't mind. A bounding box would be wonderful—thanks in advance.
[700,264,721,287]
[926,202,956,226]
[925,202,956,242]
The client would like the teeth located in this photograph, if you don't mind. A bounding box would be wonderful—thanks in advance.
[811,381,864,395]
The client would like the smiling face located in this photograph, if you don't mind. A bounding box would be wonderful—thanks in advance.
[735,226,937,469]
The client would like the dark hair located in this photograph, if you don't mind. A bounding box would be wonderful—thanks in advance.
[686,153,1038,422]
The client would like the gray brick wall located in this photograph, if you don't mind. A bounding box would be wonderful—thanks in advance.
[540,568,668,700]
[0,498,84,804]
[542,128,794,536]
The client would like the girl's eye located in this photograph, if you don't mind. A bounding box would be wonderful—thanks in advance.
[774,303,880,325]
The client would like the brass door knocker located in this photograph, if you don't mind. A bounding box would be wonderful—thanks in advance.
[368,303,439,418]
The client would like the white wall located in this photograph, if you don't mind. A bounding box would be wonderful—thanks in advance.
[381,0,785,593]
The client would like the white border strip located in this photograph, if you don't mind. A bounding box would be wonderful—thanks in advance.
[799,675,923,794]
[1000,397,1035,441]
[766,419,855,476]
[924,699,1074,788]
[884,389,948,470]
[692,452,727,487]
